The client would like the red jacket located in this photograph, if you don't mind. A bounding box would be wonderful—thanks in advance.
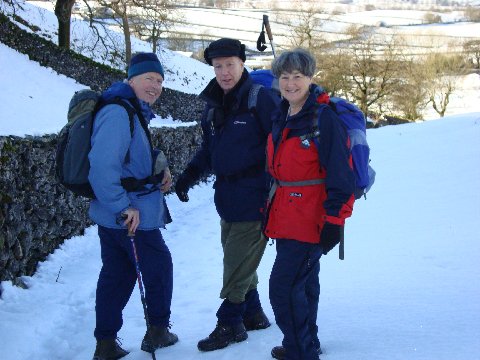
[264,86,355,244]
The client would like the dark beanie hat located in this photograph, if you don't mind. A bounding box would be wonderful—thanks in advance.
[128,52,164,80]
[204,38,246,65]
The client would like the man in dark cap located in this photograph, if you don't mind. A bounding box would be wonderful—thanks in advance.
[175,38,279,352]
[89,52,177,360]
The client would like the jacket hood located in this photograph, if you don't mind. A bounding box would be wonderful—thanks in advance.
[101,81,136,101]
[101,81,155,121]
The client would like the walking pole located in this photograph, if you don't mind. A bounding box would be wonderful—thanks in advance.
[257,14,276,57]
[263,15,276,57]
[127,227,157,360]
[339,237,344,260]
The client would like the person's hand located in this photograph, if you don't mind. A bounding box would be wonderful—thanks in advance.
[160,167,172,193]
[320,222,344,255]
[122,208,140,234]
[175,166,201,202]
[175,174,190,202]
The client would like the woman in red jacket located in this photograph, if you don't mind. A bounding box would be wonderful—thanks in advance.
[265,48,355,360]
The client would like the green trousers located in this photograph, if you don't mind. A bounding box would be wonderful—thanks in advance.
[219,219,267,304]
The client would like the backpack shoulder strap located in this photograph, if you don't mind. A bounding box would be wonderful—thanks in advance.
[206,106,215,125]
[94,97,136,137]
[248,83,263,112]
[125,97,153,151]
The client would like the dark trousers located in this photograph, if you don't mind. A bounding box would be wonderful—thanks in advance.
[269,239,322,360]
[94,226,173,340]
[216,288,263,326]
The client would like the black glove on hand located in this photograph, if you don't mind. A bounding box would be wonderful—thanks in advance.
[320,222,344,255]
[175,166,200,202]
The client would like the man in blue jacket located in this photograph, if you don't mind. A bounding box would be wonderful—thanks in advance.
[175,38,279,352]
[89,53,177,360]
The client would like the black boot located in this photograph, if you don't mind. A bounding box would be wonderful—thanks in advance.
[92,339,129,360]
[271,346,286,360]
[243,309,271,331]
[271,344,322,359]
[197,323,248,352]
[140,325,178,353]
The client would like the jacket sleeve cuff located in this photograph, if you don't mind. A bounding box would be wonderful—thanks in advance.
[323,215,345,226]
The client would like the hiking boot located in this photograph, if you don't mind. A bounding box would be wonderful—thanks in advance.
[140,325,178,353]
[271,346,286,360]
[243,310,271,331]
[92,339,129,360]
[271,345,322,359]
[197,323,248,352]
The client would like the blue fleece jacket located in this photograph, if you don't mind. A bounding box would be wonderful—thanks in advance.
[88,82,167,230]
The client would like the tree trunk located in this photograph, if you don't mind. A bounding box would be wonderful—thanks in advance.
[54,0,75,49]
[122,14,132,65]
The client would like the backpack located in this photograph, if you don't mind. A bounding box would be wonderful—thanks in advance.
[248,69,280,112]
[313,87,376,200]
[55,89,137,199]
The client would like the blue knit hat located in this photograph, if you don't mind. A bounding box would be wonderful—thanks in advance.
[128,52,164,80]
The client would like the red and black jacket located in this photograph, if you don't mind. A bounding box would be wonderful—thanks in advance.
[264,84,355,244]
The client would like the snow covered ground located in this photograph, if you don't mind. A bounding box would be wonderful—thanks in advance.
[1,70,479,357]
[1,2,480,359]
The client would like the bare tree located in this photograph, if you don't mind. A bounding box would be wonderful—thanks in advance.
[424,53,467,117]
[463,39,480,69]
[276,0,327,52]
[54,0,75,49]
[131,0,182,54]
[94,0,134,64]
[391,58,430,121]
[1,0,23,14]
[339,26,405,117]
[72,0,127,68]
[315,49,352,97]
[82,0,181,66]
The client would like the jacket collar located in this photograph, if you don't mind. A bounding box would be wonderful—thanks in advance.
[101,81,155,121]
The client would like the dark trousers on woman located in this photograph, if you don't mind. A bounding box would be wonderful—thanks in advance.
[269,239,322,360]
[94,226,173,340]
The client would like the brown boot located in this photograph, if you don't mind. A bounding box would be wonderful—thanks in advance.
[140,325,178,353]
[197,323,248,352]
[92,339,129,360]
[243,309,271,331]
[271,345,286,359]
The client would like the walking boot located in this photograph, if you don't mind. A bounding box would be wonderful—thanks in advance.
[197,322,248,352]
[140,325,178,353]
[271,344,322,359]
[92,338,129,360]
[243,309,271,331]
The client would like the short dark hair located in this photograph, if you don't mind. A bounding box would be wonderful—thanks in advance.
[271,48,316,78]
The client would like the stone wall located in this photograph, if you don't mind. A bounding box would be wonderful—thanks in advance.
[0,126,202,283]
[0,13,205,283]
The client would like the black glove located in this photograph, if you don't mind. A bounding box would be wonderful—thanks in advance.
[175,166,200,202]
[320,222,344,255]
